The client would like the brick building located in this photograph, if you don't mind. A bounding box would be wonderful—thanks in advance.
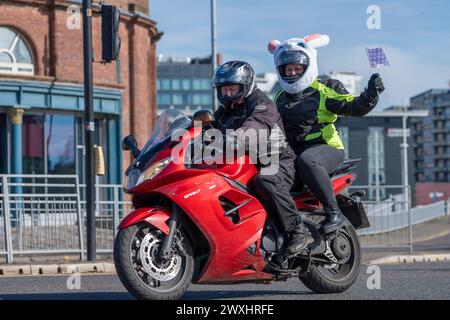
[0,0,161,185]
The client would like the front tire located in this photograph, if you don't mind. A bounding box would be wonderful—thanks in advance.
[114,222,194,300]
[299,225,361,294]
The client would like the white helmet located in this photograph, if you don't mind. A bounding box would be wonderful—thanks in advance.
[268,34,330,94]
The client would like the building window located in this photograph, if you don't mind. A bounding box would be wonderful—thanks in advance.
[436,172,446,182]
[46,115,75,174]
[435,121,444,129]
[22,114,76,175]
[414,122,423,131]
[172,79,181,90]
[22,115,45,174]
[415,148,423,156]
[157,93,171,105]
[367,127,386,200]
[435,159,445,167]
[435,133,445,142]
[435,146,445,156]
[181,79,191,90]
[193,78,211,90]
[158,79,171,90]
[338,127,349,159]
[192,93,211,105]
[172,93,190,105]
[172,94,183,105]
[0,26,34,75]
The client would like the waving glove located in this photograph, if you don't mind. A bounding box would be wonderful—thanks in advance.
[366,73,385,101]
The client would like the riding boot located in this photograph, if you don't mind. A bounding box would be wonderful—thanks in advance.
[285,220,314,255]
[321,207,347,234]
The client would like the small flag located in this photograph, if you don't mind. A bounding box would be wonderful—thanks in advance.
[365,47,390,68]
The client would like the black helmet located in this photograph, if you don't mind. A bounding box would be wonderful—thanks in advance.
[276,51,309,84]
[213,61,255,109]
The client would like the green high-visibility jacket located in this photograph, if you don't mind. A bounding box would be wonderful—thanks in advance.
[274,78,378,153]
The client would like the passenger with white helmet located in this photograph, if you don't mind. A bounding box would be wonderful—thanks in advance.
[269,35,385,234]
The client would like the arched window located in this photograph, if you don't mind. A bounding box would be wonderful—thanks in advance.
[0,26,34,75]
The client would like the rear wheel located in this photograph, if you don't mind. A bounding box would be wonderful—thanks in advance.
[299,225,361,294]
[114,222,194,300]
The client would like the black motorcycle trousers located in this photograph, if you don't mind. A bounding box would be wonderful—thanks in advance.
[295,144,345,211]
[251,159,300,234]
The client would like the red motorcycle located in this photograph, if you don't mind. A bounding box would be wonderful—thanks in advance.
[114,109,370,300]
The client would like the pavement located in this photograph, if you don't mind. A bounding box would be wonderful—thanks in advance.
[0,261,115,276]
[361,221,450,263]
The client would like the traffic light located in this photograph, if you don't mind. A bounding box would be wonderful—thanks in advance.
[101,4,120,62]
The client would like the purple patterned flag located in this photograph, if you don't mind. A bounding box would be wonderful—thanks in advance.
[366,47,390,68]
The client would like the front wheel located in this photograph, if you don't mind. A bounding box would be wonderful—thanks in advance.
[113,222,194,300]
[299,225,361,294]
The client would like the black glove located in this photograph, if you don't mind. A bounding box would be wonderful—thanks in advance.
[366,73,385,100]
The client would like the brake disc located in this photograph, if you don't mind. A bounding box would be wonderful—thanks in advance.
[138,232,182,281]
[323,240,338,269]
[331,233,351,264]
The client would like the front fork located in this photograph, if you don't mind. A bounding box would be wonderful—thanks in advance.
[158,203,181,261]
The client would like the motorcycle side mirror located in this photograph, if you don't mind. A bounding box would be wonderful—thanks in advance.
[122,135,141,159]
[193,110,214,127]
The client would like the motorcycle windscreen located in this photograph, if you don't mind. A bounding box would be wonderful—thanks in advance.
[133,109,192,171]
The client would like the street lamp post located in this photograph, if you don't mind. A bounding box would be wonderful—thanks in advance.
[210,0,217,112]
[401,115,409,201]
[401,114,412,254]
[82,0,96,261]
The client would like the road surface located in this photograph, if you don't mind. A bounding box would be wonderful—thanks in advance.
[0,261,449,300]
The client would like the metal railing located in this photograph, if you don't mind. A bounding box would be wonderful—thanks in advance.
[349,185,449,252]
[0,194,7,259]
[79,184,133,253]
[0,175,132,263]
[348,185,413,251]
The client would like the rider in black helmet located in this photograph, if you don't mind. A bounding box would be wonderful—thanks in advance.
[214,61,255,110]
[212,61,314,255]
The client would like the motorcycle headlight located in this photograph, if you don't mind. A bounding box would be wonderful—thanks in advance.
[123,157,172,191]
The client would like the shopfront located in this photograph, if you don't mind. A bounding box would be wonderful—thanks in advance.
[0,80,123,186]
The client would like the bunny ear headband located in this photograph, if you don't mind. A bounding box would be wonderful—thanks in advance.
[267,34,330,54]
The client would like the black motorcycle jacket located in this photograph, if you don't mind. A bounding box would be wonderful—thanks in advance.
[213,88,295,164]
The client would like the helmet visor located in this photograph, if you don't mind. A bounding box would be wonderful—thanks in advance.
[213,63,253,87]
[275,51,309,67]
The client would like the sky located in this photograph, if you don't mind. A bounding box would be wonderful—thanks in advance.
[149,0,450,108]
